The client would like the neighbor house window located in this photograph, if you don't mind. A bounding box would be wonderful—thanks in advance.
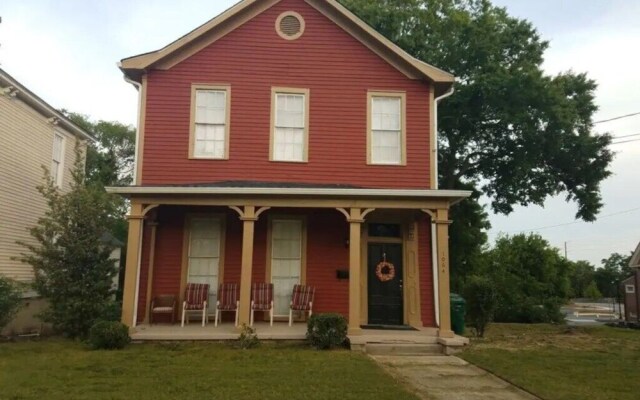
[626,285,636,294]
[190,85,230,159]
[368,92,406,165]
[51,133,65,187]
[271,88,309,162]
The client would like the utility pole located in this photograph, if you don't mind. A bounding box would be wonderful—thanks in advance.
[564,242,568,259]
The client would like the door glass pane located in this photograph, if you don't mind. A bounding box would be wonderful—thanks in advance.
[271,220,303,316]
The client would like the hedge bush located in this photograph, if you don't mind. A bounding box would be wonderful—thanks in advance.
[464,275,497,337]
[307,313,348,350]
[88,320,130,350]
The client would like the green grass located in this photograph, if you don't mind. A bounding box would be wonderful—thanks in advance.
[459,324,640,400]
[0,340,417,400]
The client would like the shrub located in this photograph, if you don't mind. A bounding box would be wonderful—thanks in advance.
[88,320,130,350]
[237,324,260,349]
[307,313,348,350]
[0,276,23,332]
[463,276,497,337]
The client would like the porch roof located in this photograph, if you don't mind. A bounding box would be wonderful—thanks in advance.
[106,184,471,205]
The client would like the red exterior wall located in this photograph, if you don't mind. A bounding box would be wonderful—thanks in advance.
[142,0,432,189]
[136,207,434,327]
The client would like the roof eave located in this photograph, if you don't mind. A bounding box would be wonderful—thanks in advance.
[118,0,456,90]
[0,69,96,142]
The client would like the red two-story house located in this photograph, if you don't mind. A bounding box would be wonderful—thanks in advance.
[110,0,470,344]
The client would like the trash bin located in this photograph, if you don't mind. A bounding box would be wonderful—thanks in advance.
[450,293,466,335]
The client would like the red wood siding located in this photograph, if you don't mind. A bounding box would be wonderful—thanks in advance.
[419,216,436,327]
[142,0,432,189]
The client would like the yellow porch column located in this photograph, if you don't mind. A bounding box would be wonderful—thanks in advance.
[435,208,454,338]
[122,202,145,328]
[238,206,257,327]
[348,208,363,335]
[143,219,159,324]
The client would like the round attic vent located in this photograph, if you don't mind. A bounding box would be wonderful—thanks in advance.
[276,12,305,40]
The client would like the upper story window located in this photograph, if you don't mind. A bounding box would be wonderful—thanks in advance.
[368,92,406,165]
[51,133,65,188]
[271,88,309,163]
[190,85,231,159]
[626,284,636,294]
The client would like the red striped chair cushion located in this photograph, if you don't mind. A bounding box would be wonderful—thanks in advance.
[184,283,209,310]
[291,284,315,311]
[218,283,239,310]
[251,283,273,311]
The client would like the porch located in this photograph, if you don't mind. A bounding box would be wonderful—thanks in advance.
[108,184,470,340]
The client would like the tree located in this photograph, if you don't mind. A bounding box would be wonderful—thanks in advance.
[64,112,135,188]
[18,145,122,338]
[568,260,597,298]
[63,112,135,246]
[484,234,571,323]
[340,0,613,289]
[341,0,612,219]
[583,281,602,300]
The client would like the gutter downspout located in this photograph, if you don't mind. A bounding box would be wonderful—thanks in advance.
[122,67,144,327]
[432,86,455,327]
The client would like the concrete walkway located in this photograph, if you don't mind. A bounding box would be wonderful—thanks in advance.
[373,355,540,400]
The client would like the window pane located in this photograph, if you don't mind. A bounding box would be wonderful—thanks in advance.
[372,130,401,164]
[276,94,304,128]
[194,124,226,158]
[271,220,303,316]
[372,97,401,131]
[188,218,222,310]
[274,128,304,161]
[196,90,226,124]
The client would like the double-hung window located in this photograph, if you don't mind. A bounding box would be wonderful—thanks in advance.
[270,219,304,316]
[191,85,230,159]
[51,133,65,187]
[368,92,406,165]
[272,88,309,162]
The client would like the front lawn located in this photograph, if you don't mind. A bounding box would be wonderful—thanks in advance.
[0,340,417,400]
[460,324,640,400]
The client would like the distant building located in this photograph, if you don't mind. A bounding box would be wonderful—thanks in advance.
[622,242,640,322]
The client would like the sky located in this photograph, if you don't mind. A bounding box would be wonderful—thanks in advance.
[1,0,638,266]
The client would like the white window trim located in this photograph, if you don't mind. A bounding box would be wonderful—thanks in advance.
[189,84,231,160]
[270,87,310,163]
[626,285,636,294]
[367,91,407,166]
[51,132,65,188]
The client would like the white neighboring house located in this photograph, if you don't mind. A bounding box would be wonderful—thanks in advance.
[0,68,95,335]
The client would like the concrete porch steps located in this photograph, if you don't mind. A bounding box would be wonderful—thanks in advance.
[364,343,444,356]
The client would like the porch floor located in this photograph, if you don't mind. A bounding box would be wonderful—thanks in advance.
[130,322,459,346]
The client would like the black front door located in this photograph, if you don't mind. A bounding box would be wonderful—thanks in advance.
[368,243,403,326]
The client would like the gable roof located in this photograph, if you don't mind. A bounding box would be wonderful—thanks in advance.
[119,0,455,95]
[630,241,640,269]
[0,68,95,142]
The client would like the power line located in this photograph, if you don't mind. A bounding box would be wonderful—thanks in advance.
[610,139,640,145]
[489,206,640,235]
[612,133,640,140]
[594,111,640,124]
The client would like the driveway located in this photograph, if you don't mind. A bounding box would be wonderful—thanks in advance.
[373,355,540,400]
